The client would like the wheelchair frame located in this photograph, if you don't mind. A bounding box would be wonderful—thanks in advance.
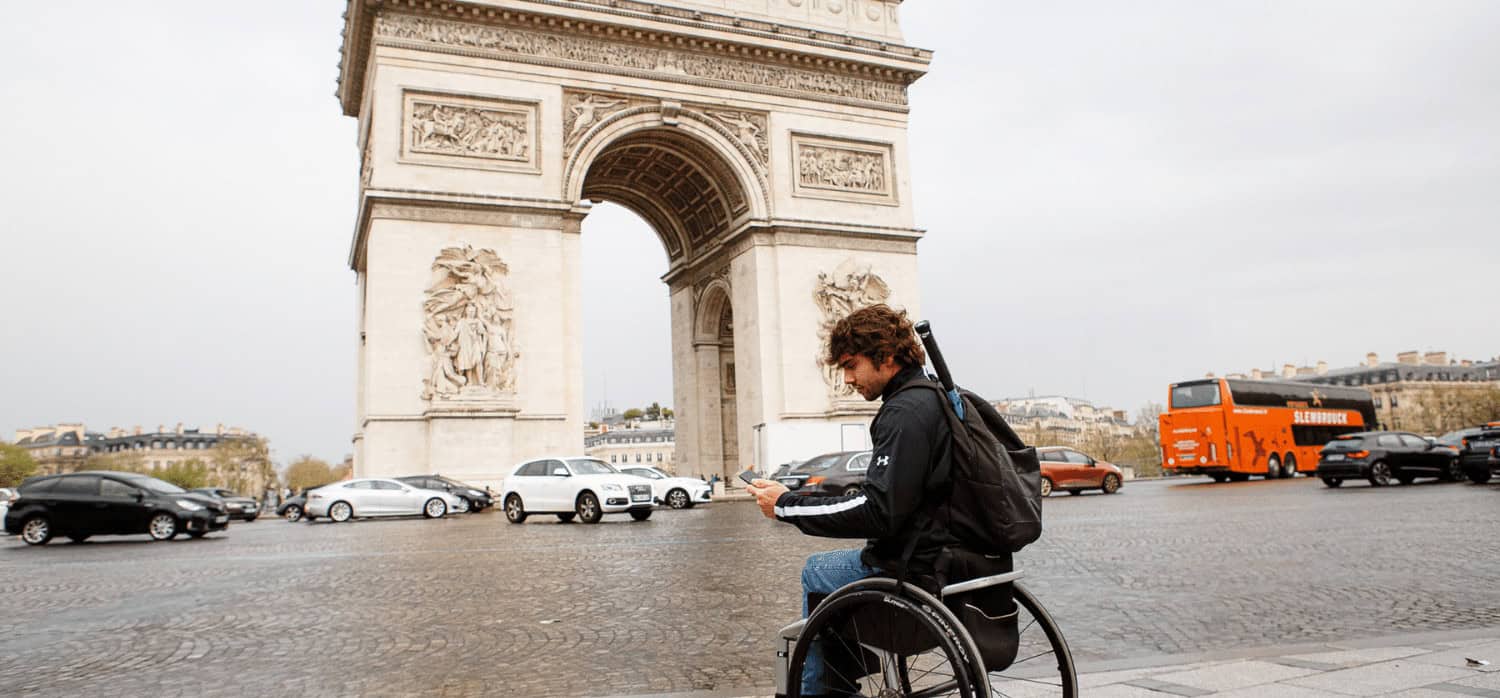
[776,569,1076,697]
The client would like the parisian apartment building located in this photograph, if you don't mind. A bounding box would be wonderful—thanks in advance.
[11,422,270,491]
[990,395,1136,447]
[584,419,677,472]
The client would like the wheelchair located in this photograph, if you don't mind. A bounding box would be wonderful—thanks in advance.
[775,565,1076,697]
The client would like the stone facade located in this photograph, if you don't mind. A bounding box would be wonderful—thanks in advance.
[584,426,677,472]
[993,396,1136,448]
[338,0,932,486]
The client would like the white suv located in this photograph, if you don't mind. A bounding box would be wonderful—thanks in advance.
[501,457,655,524]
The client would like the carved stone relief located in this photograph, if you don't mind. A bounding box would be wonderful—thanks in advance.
[814,258,892,398]
[359,138,373,189]
[563,91,649,151]
[401,91,539,172]
[375,14,908,108]
[705,109,769,167]
[792,132,896,204]
[421,244,519,400]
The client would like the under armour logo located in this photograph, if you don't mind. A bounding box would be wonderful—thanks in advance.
[876,455,890,467]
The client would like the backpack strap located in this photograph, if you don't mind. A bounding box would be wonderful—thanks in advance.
[886,376,962,597]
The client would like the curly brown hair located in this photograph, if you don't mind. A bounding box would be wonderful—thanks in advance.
[824,304,926,369]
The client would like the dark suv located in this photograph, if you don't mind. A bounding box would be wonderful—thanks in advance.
[774,450,872,496]
[1316,431,1463,488]
[4,471,229,545]
[395,475,493,513]
[1456,422,1500,484]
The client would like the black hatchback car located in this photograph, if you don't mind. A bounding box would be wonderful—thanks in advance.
[774,450,872,496]
[395,475,493,513]
[1316,431,1463,488]
[1456,422,1500,484]
[4,471,229,545]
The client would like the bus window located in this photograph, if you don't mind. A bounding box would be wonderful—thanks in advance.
[1171,382,1221,408]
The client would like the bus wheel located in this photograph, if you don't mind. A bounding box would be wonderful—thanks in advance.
[1282,454,1298,478]
[1211,474,1229,483]
[1265,455,1281,480]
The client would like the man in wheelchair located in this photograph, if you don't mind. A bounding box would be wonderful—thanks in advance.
[747,305,1016,698]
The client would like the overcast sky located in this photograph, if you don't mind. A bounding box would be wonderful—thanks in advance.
[2,2,1497,465]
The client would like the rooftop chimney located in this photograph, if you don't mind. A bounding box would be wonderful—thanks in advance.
[133,425,143,436]
[1424,351,1448,366]
[176,422,184,435]
[1282,363,1296,379]
[1397,351,1420,366]
[1316,360,1328,375]
[1366,352,1379,368]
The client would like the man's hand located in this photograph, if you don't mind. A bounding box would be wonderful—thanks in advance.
[744,479,788,519]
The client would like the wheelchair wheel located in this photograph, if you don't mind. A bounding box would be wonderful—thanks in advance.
[787,578,987,698]
[983,582,1077,697]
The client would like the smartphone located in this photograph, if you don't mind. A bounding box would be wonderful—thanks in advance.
[737,469,759,486]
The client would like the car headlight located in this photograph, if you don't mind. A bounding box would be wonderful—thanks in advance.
[176,499,204,511]
[602,483,624,492]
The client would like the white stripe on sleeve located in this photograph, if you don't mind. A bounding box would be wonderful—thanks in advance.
[775,495,867,518]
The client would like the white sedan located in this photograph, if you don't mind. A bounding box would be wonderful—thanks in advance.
[304,478,465,523]
[618,466,712,509]
[500,457,655,524]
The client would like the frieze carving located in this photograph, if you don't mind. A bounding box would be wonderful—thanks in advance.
[402,91,539,172]
[421,244,519,400]
[814,259,892,398]
[563,91,646,150]
[792,133,896,204]
[359,139,373,189]
[375,14,908,107]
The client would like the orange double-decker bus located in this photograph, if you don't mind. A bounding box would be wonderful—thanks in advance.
[1159,378,1376,482]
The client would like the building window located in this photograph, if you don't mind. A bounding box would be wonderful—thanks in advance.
[1390,395,1399,408]
[635,453,642,463]
[1374,397,1383,408]
[656,453,663,462]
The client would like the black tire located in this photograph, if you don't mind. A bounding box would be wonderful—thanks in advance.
[328,500,353,522]
[1367,461,1393,487]
[1266,455,1281,480]
[1397,474,1416,486]
[68,534,90,544]
[1068,489,1081,496]
[1101,473,1121,494]
[665,488,691,509]
[468,500,485,514]
[786,578,985,698]
[1282,454,1298,479]
[282,505,303,522]
[1040,477,1054,497]
[1211,474,1229,483]
[148,513,179,541]
[422,497,447,519]
[1440,458,1464,483]
[555,512,575,523]
[629,508,652,521]
[244,515,258,523]
[20,516,52,546]
[1321,477,1344,488]
[986,582,1080,697]
[1468,467,1492,484]
[576,492,603,524]
[504,494,527,523]
[842,485,864,497]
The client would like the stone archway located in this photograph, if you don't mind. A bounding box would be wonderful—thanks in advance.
[338,0,933,485]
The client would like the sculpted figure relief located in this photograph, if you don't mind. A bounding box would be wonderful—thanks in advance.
[565,93,628,147]
[798,145,888,193]
[421,244,519,400]
[409,101,530,161]
[710,110,769,166]
[814,260,892,398]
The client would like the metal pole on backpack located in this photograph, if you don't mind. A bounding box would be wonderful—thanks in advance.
[914,321,963,418]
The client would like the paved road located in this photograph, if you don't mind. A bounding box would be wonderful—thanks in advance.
[1,477,1496,696]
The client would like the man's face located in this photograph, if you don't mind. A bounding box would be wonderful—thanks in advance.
[837,353,901,401]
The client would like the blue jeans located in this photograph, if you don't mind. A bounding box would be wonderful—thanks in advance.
[800,549,877,696]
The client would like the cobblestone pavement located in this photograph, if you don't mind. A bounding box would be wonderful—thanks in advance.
[1,477,1497,696]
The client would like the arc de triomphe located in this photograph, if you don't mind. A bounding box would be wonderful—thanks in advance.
[337,0,931,485]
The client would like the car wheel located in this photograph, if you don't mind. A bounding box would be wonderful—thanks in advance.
[423,498,447,519]
[20,516,52,546]
[1040,477,1054,497]
[576,492,603,524]
[666,488,690,509]
[1321,477,1343,488]
[1468,467,1492,484]
[244,514,258,523]
[504,495,527,524]
[283,505,303,522]
[1441,458,1464,483]
[1367,461,1392,487]
[68,534,90,544]
[1102,473,1121,494]
[556,512,575,523]
[148,513,179,541]
[452,498,470,514]
[1282,454,1297,479]
[329,501,353,522]
[1266,455,1281,480]
[842,485,864,497]
[629,508,652,521]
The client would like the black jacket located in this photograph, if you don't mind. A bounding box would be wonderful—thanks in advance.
[773,364,959,573]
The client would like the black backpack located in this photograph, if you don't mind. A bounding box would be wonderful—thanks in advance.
[894,379,1043,554]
